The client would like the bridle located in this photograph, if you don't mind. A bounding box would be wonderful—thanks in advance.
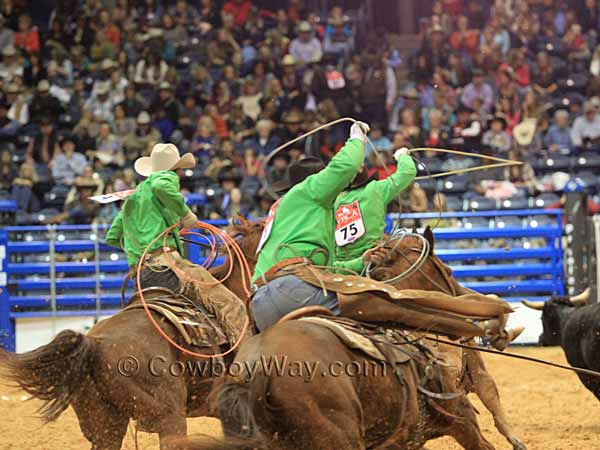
[365,231,456,296]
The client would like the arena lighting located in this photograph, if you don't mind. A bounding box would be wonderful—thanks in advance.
[567,79,574,87]
[471,201,479,208]
[182,56,190,64]
[191,37,199,44]
[89,233,97,241]
[535,198,544,207]
[578,157,587,164]
[546,43,554,51]
[562,98,570,105]
[530,220,539,228]
[185,169,193,177]
[206,188,215,196]
[503,200,511,207]
[110,253,119,261]
[49,193,56,200]
[57,234,65,241]
[37,214,45,222]
[497,221,505,228]
[464,222,473,229]
[25,235,33,242]
[523,241,531,249]
[445,181,453,189]
[546,159,554,166]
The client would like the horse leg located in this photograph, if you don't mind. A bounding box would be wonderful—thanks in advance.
[446,397,495,450]
[71,389,129,450]
[157,413,188,450]
[465,348,526,450]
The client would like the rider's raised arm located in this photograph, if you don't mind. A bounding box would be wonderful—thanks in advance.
[375,152,417,205]
[304,130,366,207]
[150,170,191,218]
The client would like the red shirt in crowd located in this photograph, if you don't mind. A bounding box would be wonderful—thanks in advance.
[105,24,121,48]
[15,28,40,53]
[222,1,253,27]
[442,0,464,15]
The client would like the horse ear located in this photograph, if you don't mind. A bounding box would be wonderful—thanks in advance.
[423,226,435,255]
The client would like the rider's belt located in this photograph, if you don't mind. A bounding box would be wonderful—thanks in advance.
[252,257,309,291]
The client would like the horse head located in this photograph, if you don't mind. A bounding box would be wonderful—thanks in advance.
[225,216,266,265]
[370,226,458,295]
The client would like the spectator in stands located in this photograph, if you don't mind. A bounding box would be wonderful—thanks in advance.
[450,14,479,56]
[222,0,252,28]
[544,109,574,153]
[482,114,511,154]
[422,109,450,150]
[122,111,160,162]
[45,177,100,225]
[119,85,145,119]
[0,97,18,140]
[0,45,21,83]
[289,21,322,65]
[29,80,62,125]
[51,134,87,186]
[94,122,124,168]
[12,162,39,213]
[571,100,600,148]
[367,123,392,155]
[150,81,181,140]
[505,148,537,194]
[15,14,39,54]
[0,146,15,194]
[461,69,494,114]
[532,51,558,98]
[247,119,279,156]
[0,15,14,51]
[83,82,115,122]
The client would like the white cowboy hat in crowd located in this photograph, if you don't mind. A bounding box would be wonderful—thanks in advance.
[134,143,196,177]
[513,118,537,146]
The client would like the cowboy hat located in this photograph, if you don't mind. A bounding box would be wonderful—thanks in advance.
[282,110,304,124]
[350,166,378,190]
[490,114,507,130]
[100,59,117,71]
[2,46,16,57]
[134,143,196,177]
[137,111,151,124]
[281,54,297,67]
[269,157,325,194]
[37,80,50,92]
[297,21,312,33]
[513,118,536,146]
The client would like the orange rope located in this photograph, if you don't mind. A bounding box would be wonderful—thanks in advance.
[135,220,253,358]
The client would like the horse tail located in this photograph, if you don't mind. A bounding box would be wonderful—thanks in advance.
[181,379,268,449]
[0,330,97,423]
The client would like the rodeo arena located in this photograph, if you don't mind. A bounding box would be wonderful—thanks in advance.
[3,1,600,450]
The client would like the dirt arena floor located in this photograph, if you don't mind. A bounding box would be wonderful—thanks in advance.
[0,346,598,450]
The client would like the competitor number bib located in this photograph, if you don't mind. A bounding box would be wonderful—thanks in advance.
[256,198,282,255]
[335,201,365,247]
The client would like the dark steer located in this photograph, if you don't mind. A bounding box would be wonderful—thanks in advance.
[522,288,600,400]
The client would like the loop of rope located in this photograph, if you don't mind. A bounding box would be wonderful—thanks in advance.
[135,220,254,359]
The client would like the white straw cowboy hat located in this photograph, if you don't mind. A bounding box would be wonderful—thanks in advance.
[134,143,196,177]
[513,118,537,146]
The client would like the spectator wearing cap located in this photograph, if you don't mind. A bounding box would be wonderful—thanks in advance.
[84,81,116,122]
[6,83,28,125]
[289,21,323,65]
[150,81,181,140]
[0,45,21,83]
[15,14,39,54]
[265,151,289,187]
[544,109,574,153]
[450,104,482,151]
[29,80,62,125]
[0,15,14,50]
[45,177,101,225]
[461,69,494,114]
[247,119,280,156]
[51,134,87,186]
[122,111,160,161]
[278,110,304,143]
[571,100,600,148]
[482,114,511,153]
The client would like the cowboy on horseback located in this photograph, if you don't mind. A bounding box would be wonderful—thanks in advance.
[333,146,524,349]
[106,143,247,345]
[250,122,515,340]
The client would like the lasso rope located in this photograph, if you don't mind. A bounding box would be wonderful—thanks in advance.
[262,117,522,198]
[135,220,254,358]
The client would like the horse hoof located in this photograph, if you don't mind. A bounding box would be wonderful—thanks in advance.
[511,438,527,450]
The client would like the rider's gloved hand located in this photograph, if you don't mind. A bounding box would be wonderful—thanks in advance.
[181,211,198,228]
[362,246,388,265]
[350,121,370,143]
[394,147,410,161]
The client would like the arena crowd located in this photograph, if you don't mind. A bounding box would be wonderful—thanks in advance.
[1,0,600,226]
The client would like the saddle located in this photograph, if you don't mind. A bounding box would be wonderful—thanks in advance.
[123,287,228,348]
[291,311,463,402]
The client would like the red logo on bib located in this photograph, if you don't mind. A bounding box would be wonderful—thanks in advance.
[335,201,365,247]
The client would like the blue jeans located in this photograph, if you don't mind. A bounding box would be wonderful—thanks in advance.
[250,275,341,332]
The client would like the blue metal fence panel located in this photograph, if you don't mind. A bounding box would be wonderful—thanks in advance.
[0,210,565,351]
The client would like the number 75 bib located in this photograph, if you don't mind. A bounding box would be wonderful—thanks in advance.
[335,201,366,247]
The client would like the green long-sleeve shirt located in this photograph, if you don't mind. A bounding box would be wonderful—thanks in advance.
[252,138,365,282]
[334,155,417,261]
[106,170,191,265]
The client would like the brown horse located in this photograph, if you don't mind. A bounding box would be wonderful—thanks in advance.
[0,231,257,450]
[178,220,524,449]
